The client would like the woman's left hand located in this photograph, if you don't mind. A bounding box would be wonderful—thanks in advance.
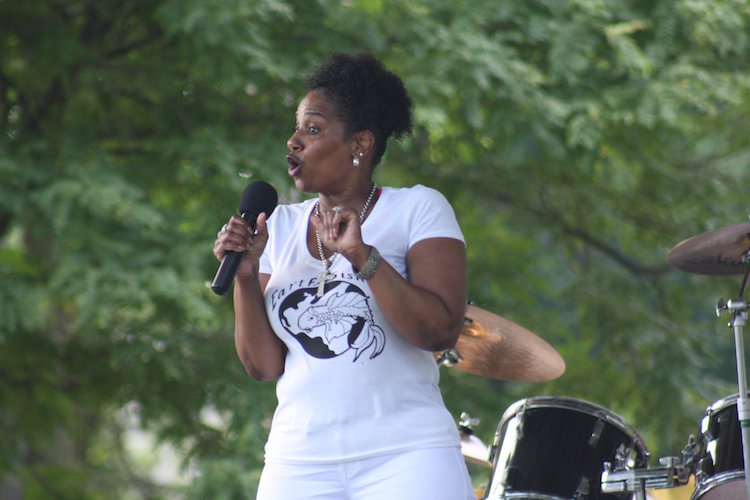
[311,205,365,258]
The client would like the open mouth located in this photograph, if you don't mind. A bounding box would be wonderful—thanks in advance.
[287,155,301,177]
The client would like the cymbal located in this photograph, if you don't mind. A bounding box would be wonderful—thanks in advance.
[667,222,750,275]
[437,304,565,382]
[460,431,491,468]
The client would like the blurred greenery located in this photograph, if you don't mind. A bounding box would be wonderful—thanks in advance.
[2,0,750,497]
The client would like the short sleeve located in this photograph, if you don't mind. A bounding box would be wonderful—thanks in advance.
[406,185,464,248]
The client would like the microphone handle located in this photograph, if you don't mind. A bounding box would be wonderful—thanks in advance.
[211,251,243,295]
[211,211,257,296]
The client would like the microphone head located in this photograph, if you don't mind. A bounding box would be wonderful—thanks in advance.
[239,180,278,219]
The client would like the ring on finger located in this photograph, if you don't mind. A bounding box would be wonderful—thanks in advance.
[332,206,343,214]
[222,224,228,233]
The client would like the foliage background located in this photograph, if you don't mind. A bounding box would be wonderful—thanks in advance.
[2,0,750,497]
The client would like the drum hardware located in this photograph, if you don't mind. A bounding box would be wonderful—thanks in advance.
[460,411,481,430]
[668,216,750,500]
[601,433,700,498]
[681,433,703,477]
[601,456,693,499]
[435,304,565,382]
[590,419,605,447]
[576,476,591,497]
[436,347,462,366]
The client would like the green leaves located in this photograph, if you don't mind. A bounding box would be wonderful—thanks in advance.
[2,0,750,495]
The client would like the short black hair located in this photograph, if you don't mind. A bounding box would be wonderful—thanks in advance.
[305,52,413,167]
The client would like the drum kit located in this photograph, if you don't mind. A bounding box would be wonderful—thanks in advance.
[436,219,750,499]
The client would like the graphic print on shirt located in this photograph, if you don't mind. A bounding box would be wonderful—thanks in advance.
[278,280,385,361]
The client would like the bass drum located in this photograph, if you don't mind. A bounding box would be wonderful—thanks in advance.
[484,396,649,499]
[691,394,747,500]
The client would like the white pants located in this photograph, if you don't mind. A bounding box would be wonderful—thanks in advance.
[256,446,476,500]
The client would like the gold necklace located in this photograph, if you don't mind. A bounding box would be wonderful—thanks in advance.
[314,183,378,297]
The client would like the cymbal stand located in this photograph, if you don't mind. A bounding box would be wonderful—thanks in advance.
[716,257,750,500]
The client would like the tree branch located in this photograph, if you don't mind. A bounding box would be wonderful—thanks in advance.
[554,219,672,276]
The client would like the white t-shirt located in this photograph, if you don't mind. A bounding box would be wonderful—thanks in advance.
[259,184,465,464]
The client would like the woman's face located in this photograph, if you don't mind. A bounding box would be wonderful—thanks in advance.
[286,90,355,194]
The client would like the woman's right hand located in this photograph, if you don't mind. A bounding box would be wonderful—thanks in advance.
[213,212,269,279]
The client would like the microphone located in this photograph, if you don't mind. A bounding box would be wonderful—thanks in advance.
[212,180,278,295]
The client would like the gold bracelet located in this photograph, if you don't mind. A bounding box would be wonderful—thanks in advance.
[354,246,381,280]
